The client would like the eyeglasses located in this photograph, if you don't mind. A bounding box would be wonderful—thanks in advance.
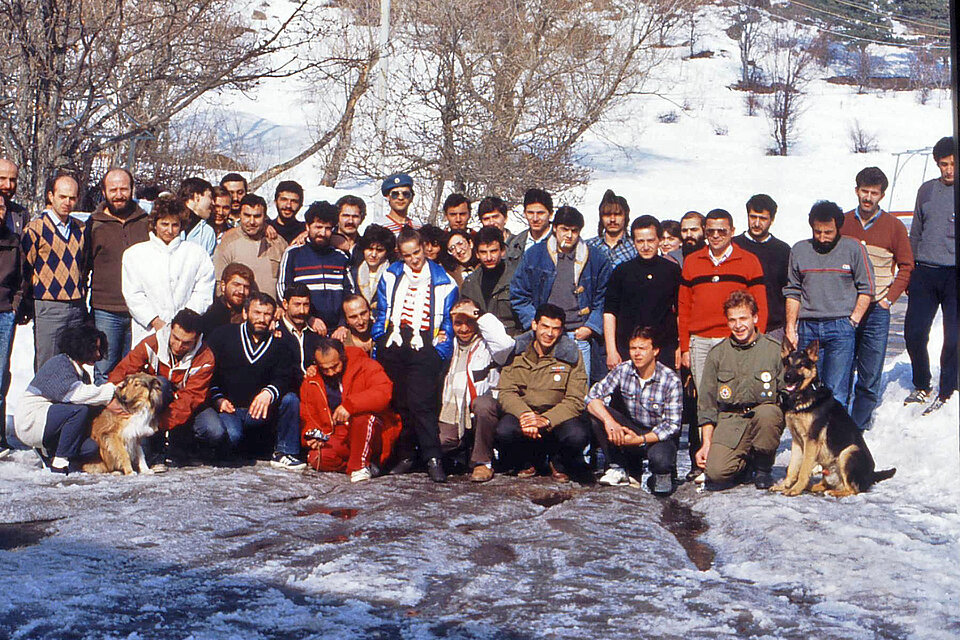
[705,228,730,237]
[388,190,413,200]
[448,239,470,251]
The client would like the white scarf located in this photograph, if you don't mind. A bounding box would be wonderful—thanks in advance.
[386,263,431,351]
[357,260,387,305]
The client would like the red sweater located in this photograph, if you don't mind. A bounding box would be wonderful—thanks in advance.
[109,332,215,431]
[299,347,401,468]
[841,210,913,304]
[679,245,768,350]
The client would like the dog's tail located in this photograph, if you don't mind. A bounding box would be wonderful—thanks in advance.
[873,468,896,483]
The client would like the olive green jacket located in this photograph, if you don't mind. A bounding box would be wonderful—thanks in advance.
[497,331,586,429]
[698,333,783,428]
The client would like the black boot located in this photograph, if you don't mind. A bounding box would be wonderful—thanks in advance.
[754,469,774,489]
[426,457,446,483]
[389,457,416,475]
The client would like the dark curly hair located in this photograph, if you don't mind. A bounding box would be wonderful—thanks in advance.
[58,323,108,364]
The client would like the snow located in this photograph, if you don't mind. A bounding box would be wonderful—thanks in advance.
[1,2,957,637]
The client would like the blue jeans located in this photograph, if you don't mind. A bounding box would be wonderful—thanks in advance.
[568,331,592,382]
[193,392,301,457]
[42,404,99,460]
[797,318,856,408]
[849,303,890,430]
[93,309,132,384]
[0,311,15,442]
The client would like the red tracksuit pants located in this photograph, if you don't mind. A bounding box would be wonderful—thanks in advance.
[313,414,382,473]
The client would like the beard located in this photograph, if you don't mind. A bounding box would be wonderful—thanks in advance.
[681,238,705,256]
[812,235,841,254]
[105,198,135,217]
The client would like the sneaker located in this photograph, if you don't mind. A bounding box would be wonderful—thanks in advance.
[270,453,306,471]
[922,395,951,416]
[598,466,630,486]
[904,388,930,405]
[350,467,372,483]
[470,465,494,483]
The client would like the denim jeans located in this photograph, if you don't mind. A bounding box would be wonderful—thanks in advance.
[849,302,890,429]
[797,317,857,408]
[193,392,301,458]
[93,309,132,384]
[0,311,16,442]
[568,331,592,382]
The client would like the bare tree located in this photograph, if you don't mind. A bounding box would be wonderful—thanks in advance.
[730,1,765,89]
[345,0,683,223]
[0,0,310,210]
[850,44,882,95]
[910,47,950,105]
[848,119,879,153]
[763,24,813,156]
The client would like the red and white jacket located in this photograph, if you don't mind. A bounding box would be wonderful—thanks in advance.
[109,325,215,431]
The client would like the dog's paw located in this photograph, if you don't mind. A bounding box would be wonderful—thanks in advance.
[769,481,789,492]
[782,486,805,497]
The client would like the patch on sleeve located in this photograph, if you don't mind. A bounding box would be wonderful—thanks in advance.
[719,384,733,400]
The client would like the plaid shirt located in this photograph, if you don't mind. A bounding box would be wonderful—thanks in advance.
[586,234,637,268]
[585,360,682,440]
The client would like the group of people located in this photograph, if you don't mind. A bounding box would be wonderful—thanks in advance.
[0,134,953,495]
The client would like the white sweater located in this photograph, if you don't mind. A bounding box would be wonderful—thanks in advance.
[122,233,216,345]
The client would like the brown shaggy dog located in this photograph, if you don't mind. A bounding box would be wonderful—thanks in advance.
[82,373,166,475]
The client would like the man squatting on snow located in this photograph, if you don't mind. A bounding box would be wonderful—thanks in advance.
[1,137,951,493]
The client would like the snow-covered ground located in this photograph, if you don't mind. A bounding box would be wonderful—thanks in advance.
[1,2,957,637]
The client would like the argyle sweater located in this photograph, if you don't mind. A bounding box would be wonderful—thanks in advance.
[21,214,87,302]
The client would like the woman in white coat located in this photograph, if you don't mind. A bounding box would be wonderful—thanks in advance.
[122,195,215,346]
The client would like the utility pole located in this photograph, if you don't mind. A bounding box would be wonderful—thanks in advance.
[377,0,391,217]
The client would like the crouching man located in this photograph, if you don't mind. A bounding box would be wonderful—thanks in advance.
[437,298,515,482]
[300,338,402,482]
[695,290,784,489]
[495,303,590,483]
[109,308,214,464]
[194,292,303,469]
[586,326,682,495]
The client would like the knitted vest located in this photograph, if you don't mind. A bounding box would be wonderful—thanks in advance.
[22,215,86,301]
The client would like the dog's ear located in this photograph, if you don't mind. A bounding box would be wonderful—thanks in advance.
[805,339,820,362]
[780,339,792,359]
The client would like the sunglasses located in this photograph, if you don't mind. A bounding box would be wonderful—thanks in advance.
[705,228,730,236]
[388,190,413,200]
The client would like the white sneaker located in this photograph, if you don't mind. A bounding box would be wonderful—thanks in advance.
[350,467,372,483]
[599,466,630,486]
[270,453,306,471]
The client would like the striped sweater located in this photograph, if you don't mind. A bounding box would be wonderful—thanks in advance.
[276,242,353,328]
[21,213,87,302]
[678,245,767,350]
[784,237,875,319]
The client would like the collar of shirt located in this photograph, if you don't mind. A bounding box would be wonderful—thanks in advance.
[742,232,771,244]
[45,210,73,238]
[708,243,733,267]
[282,316,309,340]
[855,207,882,230]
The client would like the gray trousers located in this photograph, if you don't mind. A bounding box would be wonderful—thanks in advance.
[33,299,87,372]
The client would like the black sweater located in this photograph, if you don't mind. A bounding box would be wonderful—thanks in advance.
[604,255,681,358]
[733,233,791,331]
[206,323,293,408]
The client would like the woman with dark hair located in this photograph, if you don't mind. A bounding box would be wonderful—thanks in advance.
[660,220,682,257]
[352,224,396,310]
[445,230,478,285]
[15,324,118,473]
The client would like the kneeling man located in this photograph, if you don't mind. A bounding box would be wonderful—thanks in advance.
[586,326,682,495]
[300,338,401,482]
[496,303,590,483]
[695,290,785,488]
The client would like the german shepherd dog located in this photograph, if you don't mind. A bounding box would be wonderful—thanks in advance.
[82,373,167,475]
[773,340,896,497]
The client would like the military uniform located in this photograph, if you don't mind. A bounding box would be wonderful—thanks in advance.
[698,333,784,483]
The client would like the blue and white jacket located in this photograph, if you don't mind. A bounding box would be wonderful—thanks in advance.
[372,259,458,360]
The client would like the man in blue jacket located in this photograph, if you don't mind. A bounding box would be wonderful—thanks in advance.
[372,227,458,482]
[511,205,612,381]
[277,201,353,337]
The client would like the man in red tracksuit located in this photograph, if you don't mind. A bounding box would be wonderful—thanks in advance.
[300,338,401,482]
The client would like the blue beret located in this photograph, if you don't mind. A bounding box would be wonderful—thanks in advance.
[381,173,414,196]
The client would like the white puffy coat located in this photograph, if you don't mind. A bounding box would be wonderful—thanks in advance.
[122,233,215,345]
